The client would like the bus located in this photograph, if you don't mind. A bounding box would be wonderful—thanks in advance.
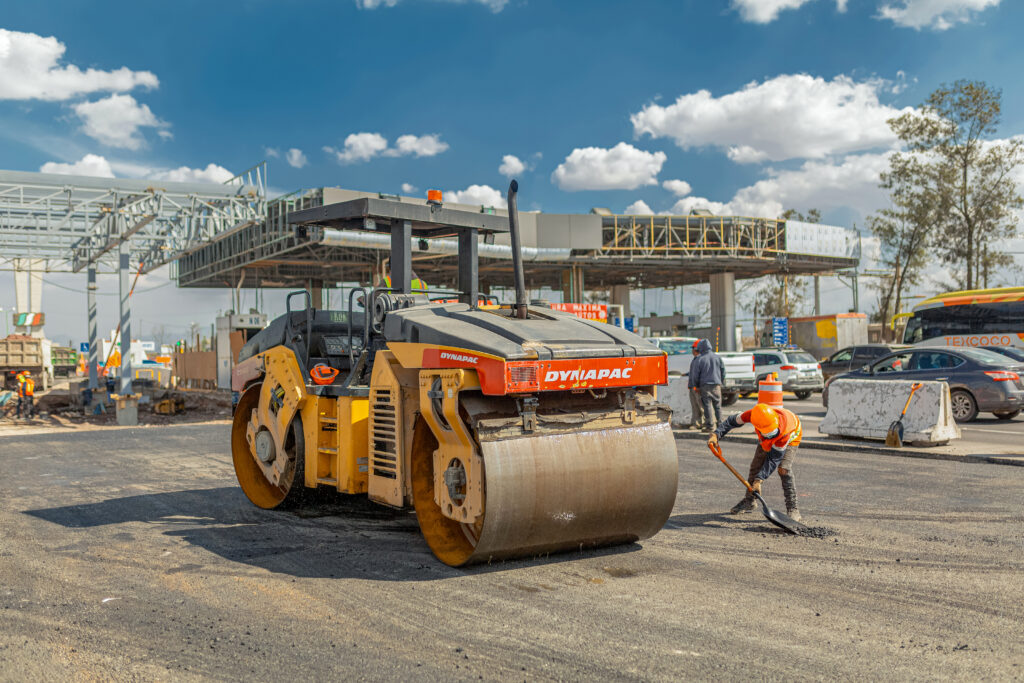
[899,287,1024,350]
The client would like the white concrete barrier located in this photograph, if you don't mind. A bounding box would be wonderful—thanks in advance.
[819,379,961,446]
[660,375,693,428]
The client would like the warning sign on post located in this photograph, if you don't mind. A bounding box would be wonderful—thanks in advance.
[550,303,608,322]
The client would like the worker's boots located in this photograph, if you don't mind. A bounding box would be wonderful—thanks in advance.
[729,478,762,514]
[780,473,801,522]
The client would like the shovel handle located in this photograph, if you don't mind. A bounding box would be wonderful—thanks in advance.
[709,442,755,493]
[900,382,924,418]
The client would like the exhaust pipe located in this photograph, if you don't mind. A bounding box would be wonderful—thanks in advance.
[507,179,528,320]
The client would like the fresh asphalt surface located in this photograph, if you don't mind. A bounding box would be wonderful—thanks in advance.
[729,391,1024,452]
[1,421,1022,681]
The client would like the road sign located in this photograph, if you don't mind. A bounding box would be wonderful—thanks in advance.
[771,317,789,346]
[80,342,89,353]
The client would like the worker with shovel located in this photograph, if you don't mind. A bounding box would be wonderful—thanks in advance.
[708,403,803,521]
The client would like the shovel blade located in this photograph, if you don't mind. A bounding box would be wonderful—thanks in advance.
[885,419,904,448]
[754,493,809,535]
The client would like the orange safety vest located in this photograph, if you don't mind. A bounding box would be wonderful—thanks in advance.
[19,378,34,397]
[751,406,802,451]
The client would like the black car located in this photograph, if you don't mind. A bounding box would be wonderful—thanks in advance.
[823,347,1024,422]
[819,344,909,380]
[982,346,1024,363]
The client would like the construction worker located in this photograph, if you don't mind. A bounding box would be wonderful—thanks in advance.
[17,370,35,419]
[689,338,725,432]
[708,403,803,521]
[687,341,706,430]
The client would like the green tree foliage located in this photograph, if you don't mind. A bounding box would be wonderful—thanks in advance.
[886,80,1024,290]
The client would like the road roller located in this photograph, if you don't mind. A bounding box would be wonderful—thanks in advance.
[230,181,678,566]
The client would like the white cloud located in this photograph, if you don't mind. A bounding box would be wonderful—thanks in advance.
[39,154,115,178]
[148,163,235,184]
[625,200,655,215]
[73,94,166,150]
[355,0,508,11]
[401,182,418,194]
[445,184,507,208]
[669,196,735,216]
[264,147,280,158]
[551,142,666,191]
[286,148,307,168]
[499,154,526,178]
[730,0,846,23]
[877,0,1000,30]
[324,132,448,164]
[0,29,158,101]
[389,133,449,158]
[632,74,910,163]
[662,179,692,197]
[38,155,236,185]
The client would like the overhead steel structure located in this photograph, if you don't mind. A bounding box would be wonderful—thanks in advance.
[0,166,265,410]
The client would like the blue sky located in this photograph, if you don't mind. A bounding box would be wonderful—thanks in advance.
[2,0,1023,342]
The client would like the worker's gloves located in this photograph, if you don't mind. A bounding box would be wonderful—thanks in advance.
[750,478,763,494]
[707,434,718,447]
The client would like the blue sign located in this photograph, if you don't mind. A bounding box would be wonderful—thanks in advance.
[612,316,637,332]
[771,317,789,346]
[79,342,89,352]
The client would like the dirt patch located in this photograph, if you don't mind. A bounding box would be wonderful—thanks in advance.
[798,526,839,539]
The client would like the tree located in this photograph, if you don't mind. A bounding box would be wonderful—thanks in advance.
[886,80,1024,290]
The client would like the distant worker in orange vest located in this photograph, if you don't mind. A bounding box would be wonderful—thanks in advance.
[17,370,35,419]
[708,403,803,521]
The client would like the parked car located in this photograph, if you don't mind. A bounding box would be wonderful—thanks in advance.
[982,346,1024,363]
[647,337,698,376]
[823,346,1024,422]
[750,347,824,400]
[648,337,754,406]
[819,344,909,380]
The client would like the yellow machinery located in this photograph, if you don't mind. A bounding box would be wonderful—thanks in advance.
[230,182,678,566]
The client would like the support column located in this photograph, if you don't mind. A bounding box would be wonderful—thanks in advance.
[709,272,736,352]
[560,265,584,304]
[458,228,479,307]
[814,275,821,316]
[118,242,132,397]
[87,265,99,391]
[611,285,632,317]
[309,280,324,310]
[851,272,859,313]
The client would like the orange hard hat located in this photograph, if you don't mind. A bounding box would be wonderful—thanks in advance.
[310,363,340,386]
[749,403,779,433]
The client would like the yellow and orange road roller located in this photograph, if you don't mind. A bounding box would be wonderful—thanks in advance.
[230,181,678,566]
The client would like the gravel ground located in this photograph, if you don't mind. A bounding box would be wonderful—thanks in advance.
[1,421,1022,681]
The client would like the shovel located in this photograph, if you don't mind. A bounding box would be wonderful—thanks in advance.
[886,382,924,448]
[708,441,809,535]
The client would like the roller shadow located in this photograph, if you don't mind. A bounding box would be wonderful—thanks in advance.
[24,487,641,580]
[664,511,790,535]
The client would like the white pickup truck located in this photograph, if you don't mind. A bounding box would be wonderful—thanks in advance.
[647,337,755,406]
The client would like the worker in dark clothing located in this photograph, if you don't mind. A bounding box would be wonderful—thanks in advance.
[17,371,35,419]
[688,339,725,432]
[687,341,706,430]
[708,403,803,521]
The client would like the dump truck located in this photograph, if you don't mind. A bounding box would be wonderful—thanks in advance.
[51,346,78,378]
[230,182,678,567]
[0,335,52,390]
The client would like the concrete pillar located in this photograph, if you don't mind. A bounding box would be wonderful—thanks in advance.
[87,265,99,391]
[611,285,631,317]
[560,266,584,304]
[709,272,736,352]
[117,235,137,426]
[814,275,821,316]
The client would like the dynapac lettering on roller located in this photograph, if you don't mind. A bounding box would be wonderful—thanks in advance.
[440,351,479,364]
[544,367,633,382]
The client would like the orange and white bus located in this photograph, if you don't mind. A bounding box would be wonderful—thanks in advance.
[900,286,1024,350]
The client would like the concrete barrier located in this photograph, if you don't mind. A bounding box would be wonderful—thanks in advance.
[819,379,961,446]
[660,375,693,428]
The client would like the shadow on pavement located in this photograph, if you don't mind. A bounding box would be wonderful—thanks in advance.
[24,487,641,580]
[664,511,791,535]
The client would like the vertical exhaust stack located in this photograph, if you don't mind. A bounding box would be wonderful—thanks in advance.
[507,179,529,320]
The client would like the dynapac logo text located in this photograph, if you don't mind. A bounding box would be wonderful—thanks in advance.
[440,351,478,364]
[544,368,632,382]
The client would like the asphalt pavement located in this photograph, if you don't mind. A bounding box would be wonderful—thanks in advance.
[1,420,1022,680]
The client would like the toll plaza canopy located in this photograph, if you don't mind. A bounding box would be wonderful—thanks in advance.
[173,187,861,290]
